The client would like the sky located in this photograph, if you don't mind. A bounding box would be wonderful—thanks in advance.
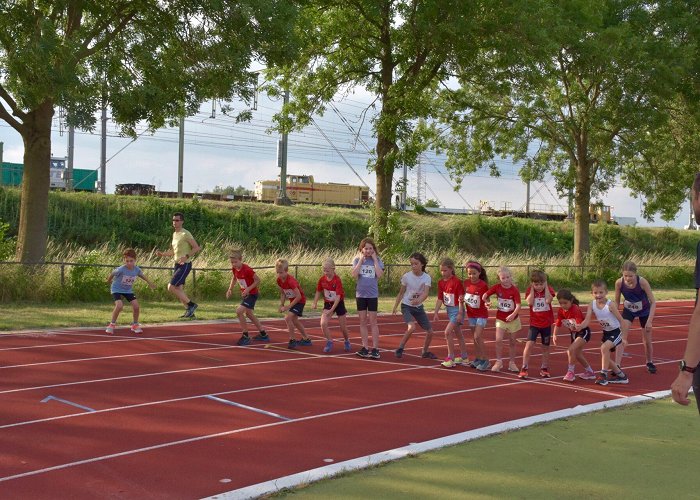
[0,90,695,230]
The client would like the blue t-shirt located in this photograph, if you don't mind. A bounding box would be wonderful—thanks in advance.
[111,265,142,294]
[353,256,384,298]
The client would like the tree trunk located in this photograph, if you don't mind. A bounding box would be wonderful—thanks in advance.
[16,101,54,264]
[572,158,593,266]
[372,127,397,247]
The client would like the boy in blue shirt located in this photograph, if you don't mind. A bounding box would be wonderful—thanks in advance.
[106,248,156,334]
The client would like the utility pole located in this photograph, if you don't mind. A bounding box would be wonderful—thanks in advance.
[525,179,531,216]
[275,89,291,206]
[178,116,184,198]
[100,103,107,194]
[66,124,74,191]
[0,141,3,186]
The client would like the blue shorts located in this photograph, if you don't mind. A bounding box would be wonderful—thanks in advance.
[288,302,305,317]
[324,300,347,316]
[570,327,592,343]
[401,303,432,331]
[468,317,488,328]
[445,306,461,324]
[602,328,622,350]
[112,293,136,302]
[170,262,192,286]
[527,325,552,346]
[241,293,259,310]
[356,297,378,312]
[622,308,649,327]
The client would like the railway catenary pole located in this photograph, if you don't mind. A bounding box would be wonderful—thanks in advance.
[275,89,292,206]
[100,103,107,194]
[178,115,184,198]
[66,124,74,191]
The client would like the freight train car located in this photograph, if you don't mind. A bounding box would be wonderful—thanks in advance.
[255,175,370,207]
[0,159,97,191]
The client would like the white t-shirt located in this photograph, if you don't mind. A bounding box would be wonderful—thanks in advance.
[591,299,621,332]
[400,271,431,306]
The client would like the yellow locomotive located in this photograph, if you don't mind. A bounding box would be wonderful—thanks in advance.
[254,174,370,207]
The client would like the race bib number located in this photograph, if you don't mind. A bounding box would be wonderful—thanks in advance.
[599,319,612,329]
[324,290,337,301]
[497,298,515,312]
[120,275,136,287]
[532,297,549,312]
[624,300,643,312]
[464,293,480,309]
[237,278,248,289]
[443,293,455,306]
[410,291,421,301]
[283,289,296,299]
[360,265,376,279]
[562,319,576,330]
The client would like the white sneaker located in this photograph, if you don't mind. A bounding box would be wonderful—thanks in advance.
[508,361,519,373]
[491,360,503,372]
[130,323,143,334]
[105,322,116,335]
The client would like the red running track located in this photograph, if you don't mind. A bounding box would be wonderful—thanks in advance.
[0,301,692,499]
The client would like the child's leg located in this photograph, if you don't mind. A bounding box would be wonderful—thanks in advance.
[358,310,369,348]
[444,323,455,359]
[642,321,654,363]
[455,325,467,358]
[494,327,505,361]
[522,340,534,368]
[246,309,265,333]
[601,341,613,371]
[398,322,417,349]
[236,304,249,332]
[111,300,124,323]
[291,314,308,339]
[368,311,380,349]
[473,324,487,360]
[320,311,332,341]
[338,315,350,341]
[541,345,550,368]
[131,299,140,323]
[615,319,632,366]
[284,312,295,340]
[508,330,518,364]
[422,329,434,355]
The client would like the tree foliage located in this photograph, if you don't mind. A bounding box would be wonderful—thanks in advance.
[0,0,299,263]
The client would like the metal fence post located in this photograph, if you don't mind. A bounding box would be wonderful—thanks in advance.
[60,264,65,287]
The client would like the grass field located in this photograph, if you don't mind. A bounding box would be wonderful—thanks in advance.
[273,397,700,499]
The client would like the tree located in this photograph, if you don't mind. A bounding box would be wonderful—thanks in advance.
[429,0,697,264]
[267,0,479,246]
[0,0,298,263]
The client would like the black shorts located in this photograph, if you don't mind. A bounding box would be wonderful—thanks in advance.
[241,293,259,310]
[170,262,192,286]
[288,302,305,317]
[324,299,347,316]
[570,327,592,343]
[527,325,552,346]
[602,328,622,351]
[112,293,136,302]
[356,297,378,312]
[621,309,649,328]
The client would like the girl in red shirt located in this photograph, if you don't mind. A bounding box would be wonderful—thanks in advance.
[463,261,491,371]
[482,266,521,372]
[313,258,352,353]
[554,289,596,382]
[519,270,556,379]
[433,258,467,368]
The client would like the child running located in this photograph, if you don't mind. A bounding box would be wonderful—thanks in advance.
[433,258,468,368]
[106,248,156,334]
[394,253,437,359]
[463,261,491,371]
[614,261,657,373]
[554,289,596,382]
[313,258,352,353]
[578,279,629,386]
[275,259,312,349]
[519,270,556,379]
[482,266,521,372]
[226,249,269,346]
[352,238,384,359]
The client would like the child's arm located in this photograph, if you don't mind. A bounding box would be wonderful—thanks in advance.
[393,285,407,314]
[552,323,559,346]
[106,271,115,284]
[226,274,236,299]
[613,278,623,307]
[413,284,430,306]
[433,297,442,321]
[525,287,534,306]
[506,302,521,322]
[329,295,341,314]
[371,254,384,279]
[139,272,156,290]
[609,301,625,324]
[351,256,362,279]
[312,290,321,309]
[242,273,261,298]
[278,288,287,312]
[544,283,553,304]
[577,306,593,331]
[481,285,495,304]
[287,287,303,310]
[641,277,657,328]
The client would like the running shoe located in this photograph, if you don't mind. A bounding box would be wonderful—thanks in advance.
[477,359,492,371]
[105,322,116,335]
[518,368,528,379]
[608,372,629,384]
[563,370,576,382]
[646,362,657,374]
[508,361,519,373]
[421,351,438,359]
[323,340,333,353]
[183,302,198,318]
[442,358,456,368]
[491,360,503,372]
[344,340,352,352]
[237,335,251,346]
[395,347,404,358]
[595,372,608,386]
[356,347,370,358]
[470,359,481,369]
[370,348,381,359]
[253,332,270,342]
[130,323,143,334]
[577,370,597,380]
[454,356,466,366]
[297,338,312,346]
[539,367,551,378]
[287,339,298,350]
